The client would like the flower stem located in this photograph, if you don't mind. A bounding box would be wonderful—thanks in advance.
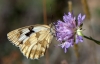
[83,35,100,45]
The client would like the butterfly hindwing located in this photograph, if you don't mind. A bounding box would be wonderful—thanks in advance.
[7,25,53,59]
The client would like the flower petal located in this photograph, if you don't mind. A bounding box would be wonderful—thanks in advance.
[75,35,83,44]
[78,13,81,19]
[78,36,83,42]
[82,15,86,21]
[54,12,85,53]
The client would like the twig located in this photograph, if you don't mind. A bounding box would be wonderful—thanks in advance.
[42,0,49,64]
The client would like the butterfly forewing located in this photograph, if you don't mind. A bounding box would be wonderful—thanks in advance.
[7,25,53,59]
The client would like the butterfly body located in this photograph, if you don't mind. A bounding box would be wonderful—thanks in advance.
[7,25,53,59]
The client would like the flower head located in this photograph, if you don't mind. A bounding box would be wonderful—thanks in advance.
[54,12,85,53]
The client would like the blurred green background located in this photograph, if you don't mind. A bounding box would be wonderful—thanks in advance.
[0,0,100,64]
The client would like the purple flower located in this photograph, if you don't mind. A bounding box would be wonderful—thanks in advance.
[54,12,85,53]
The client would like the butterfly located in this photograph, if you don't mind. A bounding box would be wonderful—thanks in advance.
[7,24,54,59]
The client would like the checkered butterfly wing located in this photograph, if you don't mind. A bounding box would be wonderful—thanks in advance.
[7,25,53,59]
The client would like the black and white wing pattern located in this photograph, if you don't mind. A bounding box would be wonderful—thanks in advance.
[7,25,53,59]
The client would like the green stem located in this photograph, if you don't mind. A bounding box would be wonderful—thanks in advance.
[83,35,100,45]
